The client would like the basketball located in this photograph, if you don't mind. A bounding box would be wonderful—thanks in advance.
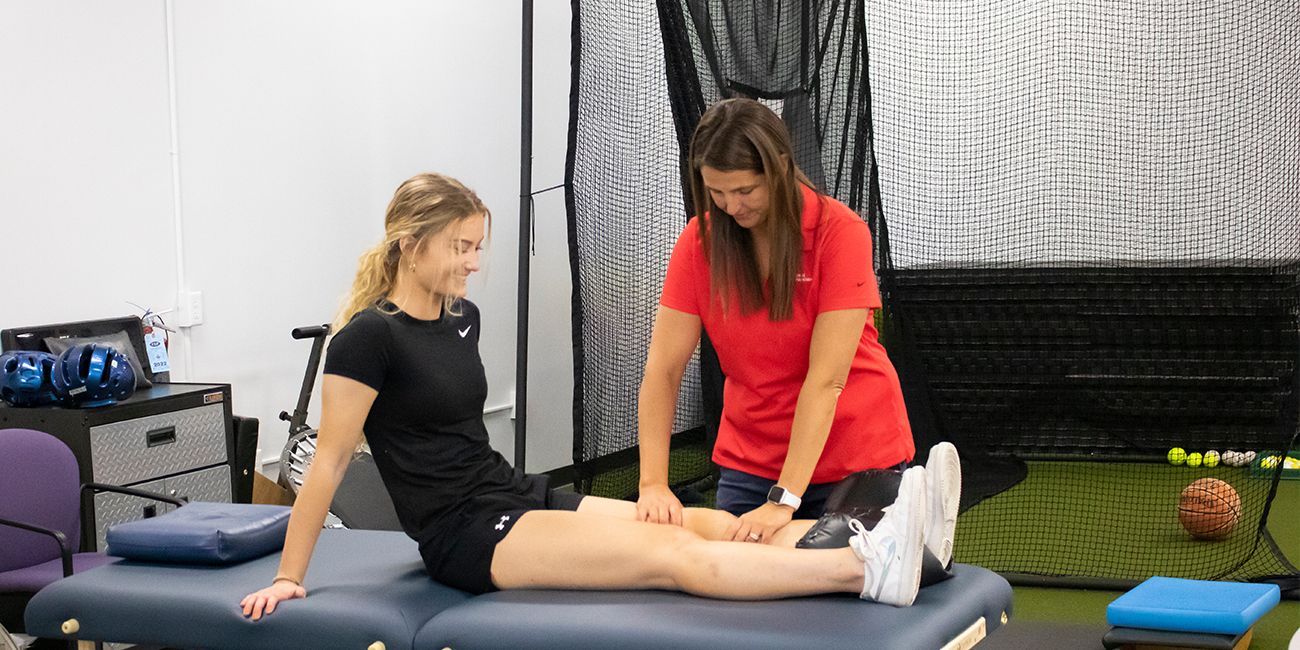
[1178,478,1241,540]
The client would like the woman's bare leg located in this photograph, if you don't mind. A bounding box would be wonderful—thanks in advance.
[491,510,862,600]
[576,495,735,539]
[506,467,929,605]
[576,495,816,547]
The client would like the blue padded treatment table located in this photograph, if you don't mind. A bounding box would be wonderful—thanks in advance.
[416,563,1012,650]
[27,529,468,650]
[27,529,1012,650]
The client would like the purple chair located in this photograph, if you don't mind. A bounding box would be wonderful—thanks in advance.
[0,428,180,644]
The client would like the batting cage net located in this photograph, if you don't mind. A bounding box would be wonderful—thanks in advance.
[866,0,1299,590]
[567,0,882,498]
[566,0,710,497]
[567,0,1299,590]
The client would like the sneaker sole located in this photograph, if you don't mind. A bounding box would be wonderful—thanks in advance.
[926,442,961,566]
[892,468,926,607]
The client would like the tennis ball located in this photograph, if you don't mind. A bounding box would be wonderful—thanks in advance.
[1168,447,1187,465]
[1243,451,1257,465]
[1261,455,1280,469]
[1203,450,1220,468]
[1223,451,1242,467]
[1187,452,1203,468]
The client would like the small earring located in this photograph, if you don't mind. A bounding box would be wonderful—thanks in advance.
[409,261,416,273]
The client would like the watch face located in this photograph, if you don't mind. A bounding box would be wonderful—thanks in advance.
[767,485,799,508]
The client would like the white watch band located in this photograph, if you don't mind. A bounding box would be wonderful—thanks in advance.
[769,486,802,510]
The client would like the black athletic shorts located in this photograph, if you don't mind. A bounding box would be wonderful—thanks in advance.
[418,474,585,594]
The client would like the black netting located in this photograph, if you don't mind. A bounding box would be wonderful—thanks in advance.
[568,0,882,495]
[568,0,1300,588]
[566,0,708,494]
[658,0,880,221]
[865,0,1299,588]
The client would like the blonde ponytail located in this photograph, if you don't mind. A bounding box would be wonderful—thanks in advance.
[334,240,401,332]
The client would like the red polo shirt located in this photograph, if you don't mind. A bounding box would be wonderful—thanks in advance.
[659,184,914,483]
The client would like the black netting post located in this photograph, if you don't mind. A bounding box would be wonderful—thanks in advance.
[515,0,533,471]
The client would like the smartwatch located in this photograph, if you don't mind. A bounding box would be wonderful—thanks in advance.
[766,485,802,510]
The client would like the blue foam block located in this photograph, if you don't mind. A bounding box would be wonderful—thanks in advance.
[1106,577,1280,635]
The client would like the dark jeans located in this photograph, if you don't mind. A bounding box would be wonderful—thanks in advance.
[715,468,838,519]
[716,461,913,520]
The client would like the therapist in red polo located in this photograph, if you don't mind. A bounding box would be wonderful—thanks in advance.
[636,98,914,544]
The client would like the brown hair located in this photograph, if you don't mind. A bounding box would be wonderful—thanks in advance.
[689,98,815,320]
[335,173,489,331]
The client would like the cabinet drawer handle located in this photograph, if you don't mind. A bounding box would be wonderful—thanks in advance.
[146,426,177,447]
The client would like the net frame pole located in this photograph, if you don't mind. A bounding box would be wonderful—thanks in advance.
[515,0,533,471]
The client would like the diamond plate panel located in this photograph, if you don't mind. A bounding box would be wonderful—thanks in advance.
[89,403,227,485]
[93,464,232,550]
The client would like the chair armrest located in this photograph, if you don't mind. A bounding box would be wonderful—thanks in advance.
[0,516,74,578]
[81,483,186,508]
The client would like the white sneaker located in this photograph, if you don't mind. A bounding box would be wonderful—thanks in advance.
[925,442,961,567]
[849,466,926,607]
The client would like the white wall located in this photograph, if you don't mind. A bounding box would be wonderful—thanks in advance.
[0,0,576,474]
[0,2,177,324]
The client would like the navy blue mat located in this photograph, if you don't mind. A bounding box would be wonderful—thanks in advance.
[27,529,1011,650]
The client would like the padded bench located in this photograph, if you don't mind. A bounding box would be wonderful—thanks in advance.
[26,529,1012,650]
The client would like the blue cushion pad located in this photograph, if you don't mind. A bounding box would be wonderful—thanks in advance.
[106,502,293,565]
[1106,576,1281,635]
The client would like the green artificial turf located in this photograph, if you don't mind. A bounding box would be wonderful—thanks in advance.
[1001,478,1299,648]
[956,461,1297,582]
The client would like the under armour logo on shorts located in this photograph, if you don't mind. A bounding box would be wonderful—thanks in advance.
[494,515,511,531]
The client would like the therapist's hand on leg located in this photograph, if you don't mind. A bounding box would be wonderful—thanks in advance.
[726,502,794,543]
[636,483,685,526]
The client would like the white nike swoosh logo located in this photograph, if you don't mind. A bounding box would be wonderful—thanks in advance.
[872,538,896,600]
[458,326,472,338]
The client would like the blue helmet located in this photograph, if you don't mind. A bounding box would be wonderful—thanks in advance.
[50,343,136,408]
[0,350,61,407]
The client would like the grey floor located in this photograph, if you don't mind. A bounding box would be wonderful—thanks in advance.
[981,621,1109,649]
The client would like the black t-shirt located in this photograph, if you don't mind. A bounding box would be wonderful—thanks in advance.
[323,300,535,548]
